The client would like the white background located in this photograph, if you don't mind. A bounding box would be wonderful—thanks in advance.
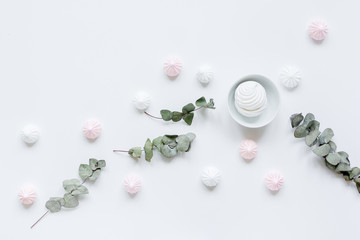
[1,0,360,239]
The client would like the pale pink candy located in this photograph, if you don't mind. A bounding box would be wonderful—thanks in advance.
[240,139,258,160]
[265,171,284,192]
[123,174,141,194]
[18,185,37,205]
[83,119,102,140]
[163,57,182,77]
[308,20,328,41]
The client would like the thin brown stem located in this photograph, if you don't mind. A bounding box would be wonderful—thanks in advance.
[113,150,130,153]
[144,111,162,119]
[30,210,50,229]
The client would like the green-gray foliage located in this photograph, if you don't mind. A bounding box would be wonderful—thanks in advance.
[290,113,360,194]
[156,97,215,125]
[116,133,196,162]
[45,158,106,213]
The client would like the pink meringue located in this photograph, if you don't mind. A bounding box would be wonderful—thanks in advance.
[18,185,37,205]
[123,174,141,194]
[308,20,328,41]
[240,139,258,160]
[265,171,284,192]
[163,57,182,77]
[83,119,102,140]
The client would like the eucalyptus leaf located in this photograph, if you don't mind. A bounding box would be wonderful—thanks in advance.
[319,128,334,145]
[88,169,101,181]
[205,99,215,109]
[162,135,177,145]
[338,151,350,164]
[326,153,341,166]
[63,179,81,192]
[303,113,315,126]
[313,144,330,157]
[356,183,360,194]
[335,163,352,173]
[129,147,142,159]
[182,103,195,113]
[46,200,62,213]
[290,113,304,128]
[89,158,98,170]
[63,193,79,208]
[305,129,320,147]
[294,124,307,138]
[160,110,172,121]
[79,164,93,180]
[195,97,207,107]
[185,133,196,142]
[355,177,360,184]
[97,160,106,169]
[152,136,163,151]
[176,135,190,152]
[328,141,337,152]
[160,145,178,158]
[350,167,360,180]
[144,138,153,162]
[325,160,337,171]
[183,113,194,125]
[306,120,320,132]
[171,111,183,122]
[71,185,89,196]
[49,197,65,206]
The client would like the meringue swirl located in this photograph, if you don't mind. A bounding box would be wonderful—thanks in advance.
[234,81,267,117]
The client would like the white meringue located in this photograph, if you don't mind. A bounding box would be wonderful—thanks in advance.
[123,174,142,194]
[197,66,214,85]
[201,167,221,188]
[234,81,267,117]
[265,171,284,192]
[21,125,40,144]
[240,139,258,160]
[279,66,301,89]
[82,119,102,140]
[133,91,151,111]
[308,19,328,41]
[18,185,37,205]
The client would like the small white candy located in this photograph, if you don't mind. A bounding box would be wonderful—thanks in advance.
[201,167,221,188]
[133,91,151,111]
[21,125,40,144]
[279,66,301,89]
[197,66,214,85]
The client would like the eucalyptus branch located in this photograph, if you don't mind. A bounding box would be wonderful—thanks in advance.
[113,133,196,162]
[30,158,106,228]
[290,113,360,194]
[144,96,215,125]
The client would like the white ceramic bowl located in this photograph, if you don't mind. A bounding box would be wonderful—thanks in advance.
[228,74,280,128]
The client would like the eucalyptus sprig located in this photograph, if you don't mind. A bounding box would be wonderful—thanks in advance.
[113,133,196,161]
[144,96,215,125]
[31,158,106,228]
[290,113,360,194]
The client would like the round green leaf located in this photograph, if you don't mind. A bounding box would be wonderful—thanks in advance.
[63,193,79,208]
[171,111,183,122]
[195,97,207,107]
[326,153,341,166]
[182,103,195,113]
[182,113,194,125]
[129,147,142,158]
[313,144,330,157]
[89,169,101,181]
[290,113,304,128]
[46,200,62,213]
[160,110,173,121]
[79,164,93,180]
